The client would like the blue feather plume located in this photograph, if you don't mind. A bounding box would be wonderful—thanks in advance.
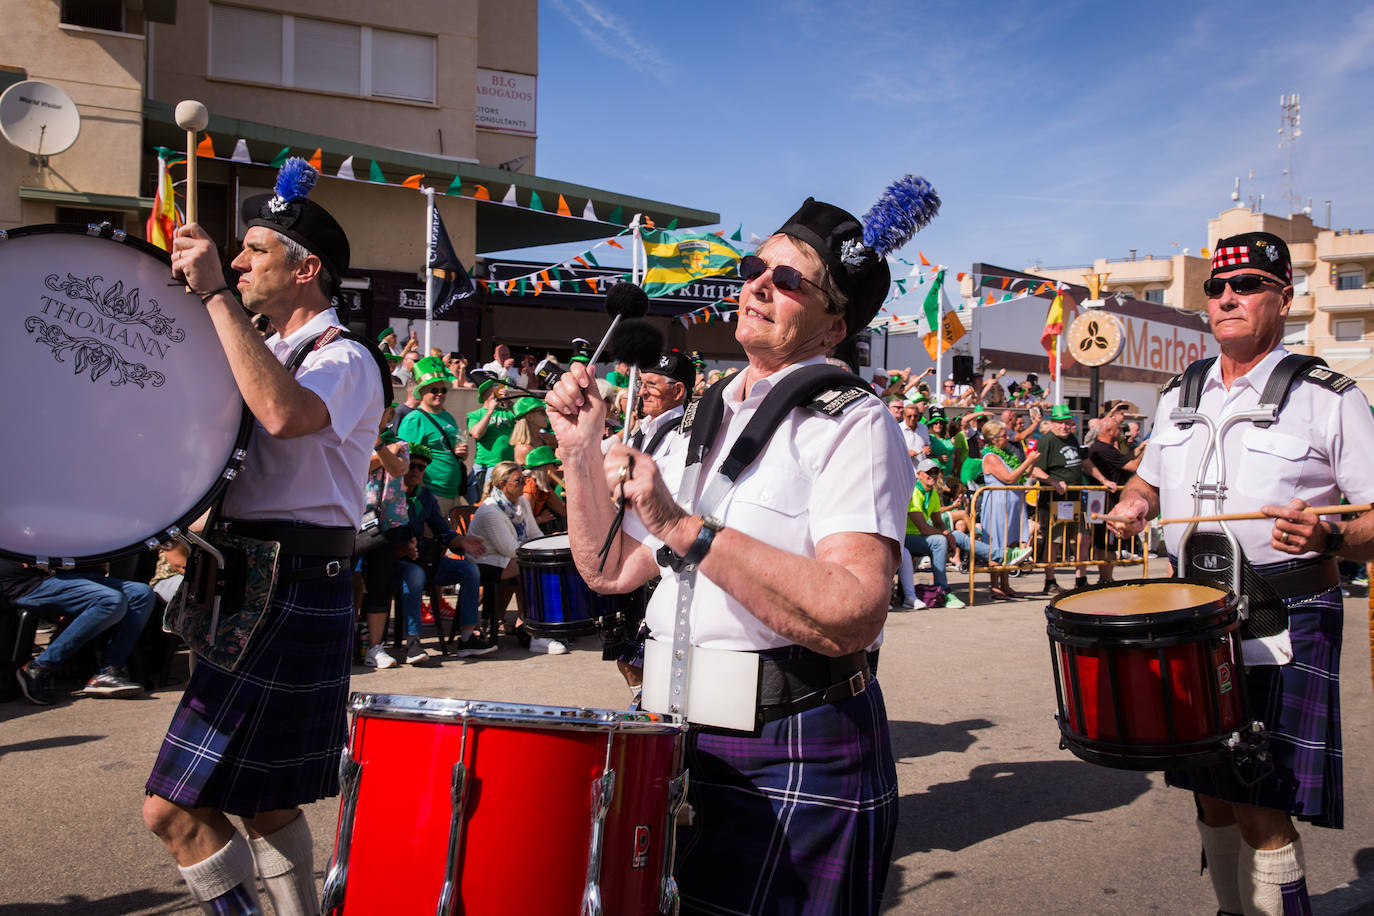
[274,157,318,202]
[860,175,941,257]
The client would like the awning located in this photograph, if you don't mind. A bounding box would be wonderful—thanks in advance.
[143,100,719,253]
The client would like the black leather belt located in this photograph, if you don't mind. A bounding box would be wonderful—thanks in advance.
[218,520,356,559]
[756,648,873,725]
[1259,556,1339,599]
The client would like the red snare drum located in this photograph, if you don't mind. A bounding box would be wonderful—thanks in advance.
[322,694,687,916]
[1046,580,1248,770]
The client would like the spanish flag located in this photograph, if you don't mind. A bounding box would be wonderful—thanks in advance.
[640,229,742,297]
[145,149,183,251]
[1040,285,1077,378]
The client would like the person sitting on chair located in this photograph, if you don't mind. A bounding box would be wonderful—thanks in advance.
[7,560,154,704]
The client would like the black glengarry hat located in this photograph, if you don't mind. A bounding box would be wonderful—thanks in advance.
[645,349,696,390]
[775,175,940,340]
[241,158,350,288]
[1211,231,1291,284]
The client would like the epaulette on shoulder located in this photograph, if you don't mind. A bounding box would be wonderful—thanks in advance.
[1301,364,1357,395]
[804,382,874,417]
[679,396,701,432]
[1161,373,1183,394]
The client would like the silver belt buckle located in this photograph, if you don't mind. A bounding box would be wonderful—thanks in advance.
[325,560,342,577]
[847,669,867,697]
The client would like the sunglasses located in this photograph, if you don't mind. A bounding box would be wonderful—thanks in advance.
[1202,274,1283,297]
[738,255,825,295]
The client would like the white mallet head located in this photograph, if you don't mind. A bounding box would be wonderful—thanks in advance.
[174,99,209,132]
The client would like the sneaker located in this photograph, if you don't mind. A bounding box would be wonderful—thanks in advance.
[452,632,498,658]
[15,663,54,706]
[529,637,569,655]
[83,666,144,699]
[899,596,923,609]
[1350,574,1369,588]
[405,638,437,667]
[917,557,932,571]
[1042,581,1064,596]
[364,644,397,669]
[943,592,966,609]
[1005,545,1033,566]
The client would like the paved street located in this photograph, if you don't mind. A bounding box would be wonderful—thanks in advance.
[2,569,1371,914]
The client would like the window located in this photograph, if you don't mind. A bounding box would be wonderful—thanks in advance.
[1282,321,1307,346]
[209,5,435,103]
[61,0,123,31]
[1143,288,1165,304]
[1332,318,1364,342]
[1293,271,1308,295]
[1337,268,1364,291]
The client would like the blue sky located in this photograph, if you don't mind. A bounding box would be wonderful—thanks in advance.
[511,0,1374,286]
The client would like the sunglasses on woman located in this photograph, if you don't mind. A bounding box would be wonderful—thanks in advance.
[1202,274,1283,298]
[738,254,825,295]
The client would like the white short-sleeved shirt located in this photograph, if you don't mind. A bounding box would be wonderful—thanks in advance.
[1138,347,1374,564]
[623,356,915,650]
[222,308,384,527]
[899,418,930,462]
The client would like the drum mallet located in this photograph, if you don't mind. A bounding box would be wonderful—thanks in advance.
[589,281,650,367]
[174,100,209,225]
[604,318,664,443]
[1094,504,1372,526]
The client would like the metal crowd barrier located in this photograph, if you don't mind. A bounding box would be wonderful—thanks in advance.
[960,484,1150,605]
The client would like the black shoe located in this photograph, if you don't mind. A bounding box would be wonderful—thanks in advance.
[515,625,532,650]
[405,638,437,667]
[16,663,55,706]
[1074,577,1090,590]
[453,632,498,658]
[1042,581,1064,596]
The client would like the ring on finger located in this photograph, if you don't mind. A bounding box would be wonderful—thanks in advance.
[618,464,630,483]
[1279,530,1289,544]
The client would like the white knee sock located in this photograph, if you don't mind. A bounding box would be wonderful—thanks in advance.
[248,813,319,916]
[177,831,262,913]
[1238,838,1308,916]
[1198,819,1244,914]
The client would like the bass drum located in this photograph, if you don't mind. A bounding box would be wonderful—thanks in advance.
[0,224,249,564]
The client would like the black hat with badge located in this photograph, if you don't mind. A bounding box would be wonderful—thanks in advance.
[774,176,941,341]
[1211,231,1292,284]
[644,349,696,390]
[240,158,350,290]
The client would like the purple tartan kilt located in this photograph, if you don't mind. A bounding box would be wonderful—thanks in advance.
[146,562,354,817]
[1165,582,1344,828]
[674,667,899,916]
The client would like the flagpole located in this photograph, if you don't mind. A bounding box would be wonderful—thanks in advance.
[423,187,436,355]
[1054,325,1063,405]
[935,268,944,400]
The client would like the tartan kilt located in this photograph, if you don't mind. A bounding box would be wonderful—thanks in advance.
[1165,575,1344,829]
[674,667,899,915]
[145,558,354,817]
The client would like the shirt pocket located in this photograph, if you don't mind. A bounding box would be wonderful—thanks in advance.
[727,466,810,523]
[1235,428,1309,500]
[1152,426,1194,490]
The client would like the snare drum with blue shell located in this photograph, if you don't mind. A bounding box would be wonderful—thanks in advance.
[517,534,612,637]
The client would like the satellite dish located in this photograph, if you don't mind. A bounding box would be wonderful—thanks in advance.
[0,80,81,159]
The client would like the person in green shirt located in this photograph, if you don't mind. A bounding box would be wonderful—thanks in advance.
[397,356,469,519]
[1028,404,1091,594]
[463,377,517,504]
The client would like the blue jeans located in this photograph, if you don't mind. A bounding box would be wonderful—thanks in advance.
[904,530,992,589]
[17,573,155,670]
[396,556,482,637]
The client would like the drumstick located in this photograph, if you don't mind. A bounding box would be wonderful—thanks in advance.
[175,100,209,225]
[1092,504,1371,525]
[174,100,209,292]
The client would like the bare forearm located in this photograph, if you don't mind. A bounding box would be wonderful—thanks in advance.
[668,524,892,656]
[469,407,495,440]
[204,293,328,437]
[561,444,646,593]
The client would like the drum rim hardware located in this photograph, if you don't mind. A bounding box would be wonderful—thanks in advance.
[347,692,686,734]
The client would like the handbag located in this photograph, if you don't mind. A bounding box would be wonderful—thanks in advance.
[163,531,281,672]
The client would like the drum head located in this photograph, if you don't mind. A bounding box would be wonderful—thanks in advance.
[520,533,570,554]
[0,225,248,563]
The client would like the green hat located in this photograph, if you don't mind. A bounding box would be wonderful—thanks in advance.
[1048,404,1073,421]
[523,445,561,468]
[384,352,401,364]
[409,443,434,464]
[378,327,397,342]
[477,378,501,400]
[411,355,453,395]
[512,396,544,419]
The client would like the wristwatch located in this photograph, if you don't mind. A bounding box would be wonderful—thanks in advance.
[1321,520,1345,556]
[659,514,724,573]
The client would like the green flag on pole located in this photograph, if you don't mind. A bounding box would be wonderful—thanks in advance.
[922,268,946,332]
[640,228,743,297]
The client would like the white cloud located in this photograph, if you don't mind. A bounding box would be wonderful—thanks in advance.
[547,0,674,82]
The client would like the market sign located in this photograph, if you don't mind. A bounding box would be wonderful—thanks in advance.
[475,68,536,136]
